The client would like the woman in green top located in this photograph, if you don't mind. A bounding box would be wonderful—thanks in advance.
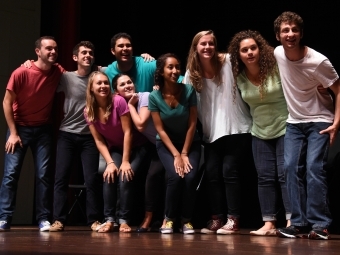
[228,30,291,235]
[148,53,201,234]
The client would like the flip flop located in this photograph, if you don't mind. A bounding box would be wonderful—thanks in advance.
[97,222,114,233]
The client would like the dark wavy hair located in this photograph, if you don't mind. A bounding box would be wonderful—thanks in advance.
[228,30,278,100]
[111,73,135,92]
[72,41,95,56]
[154,53,181,89]
[274,11,304,37]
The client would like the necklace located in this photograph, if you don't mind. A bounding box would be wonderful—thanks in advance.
[162,93,176,108]
[162,86,183,108]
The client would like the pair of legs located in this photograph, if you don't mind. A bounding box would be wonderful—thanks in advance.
[53,131,102,226]
[156,140,201,227]
[100,145,147,232]
[284,122,332,229]
[139,143,165,230]
[203,134,249,231]
[251,135,291,234]
[0,125,53,226]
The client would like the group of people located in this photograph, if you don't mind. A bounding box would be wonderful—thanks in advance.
[0,11,339,241]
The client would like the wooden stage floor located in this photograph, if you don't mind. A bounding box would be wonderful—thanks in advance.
[1,226,339,255]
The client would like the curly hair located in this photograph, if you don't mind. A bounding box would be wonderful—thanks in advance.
[274,11,304,36]
[85,71,112,122]
[227,30,278,100]
[186,30,225,93]
[154,53,181,90]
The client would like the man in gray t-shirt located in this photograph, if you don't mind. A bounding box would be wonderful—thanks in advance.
[49,41,102,232]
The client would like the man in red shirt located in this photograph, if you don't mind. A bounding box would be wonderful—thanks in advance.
[0,36,64,231]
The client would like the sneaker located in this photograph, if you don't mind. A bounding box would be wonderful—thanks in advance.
[181,222,195,234]
[160,221,174,234]
[49,220,64,232]
[0,220,10,231]
[91,221,102,232]
[201,217,224,234]
[216,216,240,235]
[308,228,330,240]
[276,225,308,238]
[39,220,51,232]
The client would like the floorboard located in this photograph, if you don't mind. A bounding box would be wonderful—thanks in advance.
[1,226,339,255]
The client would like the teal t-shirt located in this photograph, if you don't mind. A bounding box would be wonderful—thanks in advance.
[105,56,183,93]
[148,84,200,143]
[237,71,288,139]
[105,56,155,92]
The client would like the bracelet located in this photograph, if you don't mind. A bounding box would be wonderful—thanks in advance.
[106,161,114,166]
[181,152,188,155]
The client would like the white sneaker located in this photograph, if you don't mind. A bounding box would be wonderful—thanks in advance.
[39,220,51,232]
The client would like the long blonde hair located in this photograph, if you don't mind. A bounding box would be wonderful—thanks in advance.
[85,71,112,122]
[186,30,225,93]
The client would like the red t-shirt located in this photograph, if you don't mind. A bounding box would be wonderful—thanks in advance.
[6,62,64,126]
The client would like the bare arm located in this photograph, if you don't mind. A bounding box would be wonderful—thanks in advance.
[3,90,22,154]
[120,113,134,181]
[181,106,198,173]
[128,93,151,132]
[89,125,118,183]
[151,111,184,177]
[320,78,340,145]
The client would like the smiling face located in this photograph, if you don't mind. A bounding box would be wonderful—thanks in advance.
[36,39,58,64]
[276,21,302,50]
[111,37,133,62]
[162,57,181,84]
[196,34,216,61]
[115,75,136,99]
[90,73,111,99]
[73,46,94,67]
[239,38,260,67]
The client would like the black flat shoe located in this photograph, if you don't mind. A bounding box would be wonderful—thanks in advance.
[136,227,149,233]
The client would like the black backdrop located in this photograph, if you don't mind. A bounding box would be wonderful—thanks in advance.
[42,0,340,72]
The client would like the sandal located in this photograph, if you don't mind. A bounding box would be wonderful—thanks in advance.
[119,223,132,232]
[97,222,114,233]
[91,221,102,232]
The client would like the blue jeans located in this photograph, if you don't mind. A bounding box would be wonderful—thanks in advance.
[53,131,102,225]
[285,122,332,229]
[99,145,147,224]
[156,140,201,223]
[252,135,291,221]
[204,134,249,218]
[0,125,53,223]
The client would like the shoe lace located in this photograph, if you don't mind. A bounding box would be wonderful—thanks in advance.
[207,219,221,229]
[184,222,193,229]
[224,218,235,229]
[165,221,173,228]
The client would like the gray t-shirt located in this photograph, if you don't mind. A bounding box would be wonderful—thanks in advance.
[57,71,90,134]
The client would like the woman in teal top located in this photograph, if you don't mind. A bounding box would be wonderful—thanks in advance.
[228,30,291,236]
[149,53,201,234]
